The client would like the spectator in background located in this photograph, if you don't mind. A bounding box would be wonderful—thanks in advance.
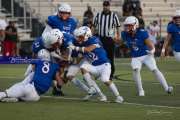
[83,4,94,28]
[122,0,142,17]
[93,0,121,80]
[131,0,142,17]
[147,21,160,45]
[0,16,7,56]
[123,0,132,16]
[3,20,18,56]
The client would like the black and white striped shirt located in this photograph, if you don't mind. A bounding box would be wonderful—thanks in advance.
[93,11,120,37]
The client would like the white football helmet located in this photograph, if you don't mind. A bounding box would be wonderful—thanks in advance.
[50,29,64,45]
[74,26,92,41]
[173,9,180,25]
[43,29,63,48]
[58,3,71,13]
[124,16,139,32]
[37,49,51,61]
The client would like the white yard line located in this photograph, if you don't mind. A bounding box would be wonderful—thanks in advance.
[1,76,180,86]
[42,95,180,110]
[0,76,23,79]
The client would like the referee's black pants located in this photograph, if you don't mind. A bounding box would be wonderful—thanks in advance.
[100,36,115,80]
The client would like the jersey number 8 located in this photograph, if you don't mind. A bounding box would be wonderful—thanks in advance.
[42,62,50,74]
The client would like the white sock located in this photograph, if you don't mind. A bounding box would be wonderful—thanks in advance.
[133,69,144,92]
[83,73,105,97]
[109,82,120,97]
[24,64,33,77]
[71,78,90,93]
[153,69,169,91]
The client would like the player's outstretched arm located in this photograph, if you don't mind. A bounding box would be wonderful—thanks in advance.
[68,44,98,53]
[161,33,172,57]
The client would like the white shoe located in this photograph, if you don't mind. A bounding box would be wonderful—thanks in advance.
[88,87,97,95]
[139,90,145,96]
[83,94,94,101]
[1,98,19,102]
[99,95,107,102]
[83,87,97,101]
[167,86,173,94]
[115,96,124,103]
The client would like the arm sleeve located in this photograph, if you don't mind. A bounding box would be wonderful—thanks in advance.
[114,13,121,27]
[32,37,43,54]
[93,13,99,27]
[47,16,56,28]
[167,24,173,33]
[142,30,149,41]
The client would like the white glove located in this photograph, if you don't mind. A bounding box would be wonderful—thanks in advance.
[50,51,66,61]
[146,48,155,55]
[68,45,85,53]
[68,45,76,50]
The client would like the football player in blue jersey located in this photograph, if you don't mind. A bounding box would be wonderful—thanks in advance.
[42,3,78,35]
[51,29,98,97]
[30,28,92,97]
[161,10,180,61]
[121,16,173,96]
[69,26,124,103]
[24,29,64,77]
[0,49,63,102]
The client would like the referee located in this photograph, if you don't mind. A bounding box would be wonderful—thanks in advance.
[93,0,121,80]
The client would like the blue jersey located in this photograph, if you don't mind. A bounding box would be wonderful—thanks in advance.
[32,37,45,54]
[167,23,180,52]
[77,36,110,66]
[47,15,77,34]
[62,32,76,48]
[121,29,149,57]
[31,60,59,94]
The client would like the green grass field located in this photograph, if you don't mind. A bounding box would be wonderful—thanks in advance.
[0,58,180,120]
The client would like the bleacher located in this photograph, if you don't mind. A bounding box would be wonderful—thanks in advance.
[141,0,179,36]
[24,0,123,23]
[1,0,180,40]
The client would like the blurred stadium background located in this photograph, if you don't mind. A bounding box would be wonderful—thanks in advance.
[0,0,179,56]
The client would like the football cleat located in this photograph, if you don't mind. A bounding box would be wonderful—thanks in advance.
[139,90,145,96]
[52,87,65,96]
[82,94,95,101]
[99,95,107,102]
[167,86,173,94]
[1,98,19,102]
[115,96,124,103]
[88,87,97,95]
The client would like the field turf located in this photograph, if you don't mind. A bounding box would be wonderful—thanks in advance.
[0,58,180,120]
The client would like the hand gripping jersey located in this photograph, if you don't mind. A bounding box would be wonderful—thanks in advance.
[47,15,78,34]
[121,29,149,57]
[77,36,110,66]
[31,60,59,94]
[167,23,180,52]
